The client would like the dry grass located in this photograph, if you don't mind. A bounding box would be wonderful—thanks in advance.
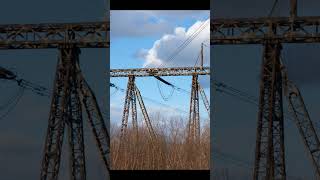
[110,113,210,170]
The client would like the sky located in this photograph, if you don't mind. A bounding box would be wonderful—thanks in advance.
[0,0,320,179]
[212,0,320,179]
[0,0,108,179]
[110,11,210,132]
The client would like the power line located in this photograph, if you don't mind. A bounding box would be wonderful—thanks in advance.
[268,0,280,17]
[158,19,209,68]
[0,87,24,110]
[212,80,300,130]
[156,79,175,101]
[0,87,24,121]
[110,83,189,115]
[17,79,51,97]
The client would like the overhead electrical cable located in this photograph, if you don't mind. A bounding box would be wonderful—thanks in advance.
[110,83,189,115]
[158,19,209,68]
[0,87,24,121]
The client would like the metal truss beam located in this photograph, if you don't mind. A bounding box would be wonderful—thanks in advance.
[188,74,200,144]
[134,85,157,140]
[119,76,136,143]
[185,74,201,168]
[284,75,320,178]
[110,67,210,77]
[79,73,110,172]
[40,49,69,180]
[199,83,210,118]
[0,22,109,49]
[115,76,156,168]
[40,46,110,180]
[62,47,86,180]
[119,76,156,141]
[211,16,320,45]
[254,43,286,180]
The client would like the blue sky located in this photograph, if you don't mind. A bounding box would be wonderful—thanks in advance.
[110,10,210,129]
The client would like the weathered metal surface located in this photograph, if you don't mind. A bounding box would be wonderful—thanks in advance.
[40,47,109,180]
[253,43,286,180]
[110,67,210,77]
[0,22,109,49]
[211,16,320,45]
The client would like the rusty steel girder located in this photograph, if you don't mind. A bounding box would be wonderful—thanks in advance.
[40,46,110,180]
[0,22,109,49]
[211,16,320,45]
[253,43,286,180]
[110,67,210,77]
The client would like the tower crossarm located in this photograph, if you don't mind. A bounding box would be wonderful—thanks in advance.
[0,21,109,49]
[110,67,210,77]
[211,16,320,45]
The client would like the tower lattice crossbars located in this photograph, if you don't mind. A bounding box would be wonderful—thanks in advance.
[0,21,110,180]
[211,0,320,179]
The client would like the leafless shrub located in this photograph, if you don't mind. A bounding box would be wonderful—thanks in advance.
[110,113,210,170]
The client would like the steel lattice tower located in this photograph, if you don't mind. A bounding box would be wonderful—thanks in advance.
[110,67,210,169]
[40,46,110,180]
[188,74,201,145]
[253,43,286,180]
[119,75,156,144]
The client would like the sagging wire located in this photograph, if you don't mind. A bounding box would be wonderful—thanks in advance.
[0,67,49,119]
[110,85,119,96]
[110,82,188,114]
[268,0,279,17]
[16,79,51,97]
[0,87,24,121]
[156,79,175,101]
[214,81,258,103]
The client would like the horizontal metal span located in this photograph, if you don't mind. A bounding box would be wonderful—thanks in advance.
[211,16,320,45]
[0,21,109,49]
[110,67,210,77]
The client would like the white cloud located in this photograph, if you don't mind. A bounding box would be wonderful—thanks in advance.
[110,10,209,38]
[137,19,210,88]
[139,18,210,68]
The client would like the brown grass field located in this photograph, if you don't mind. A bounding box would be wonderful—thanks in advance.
[110,113,210,170]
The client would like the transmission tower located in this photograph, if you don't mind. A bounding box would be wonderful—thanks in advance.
[188,74,201,145]
[253,42,286,180]
[0,19,109,178]
[110,67,210,169]
[40,46,110,180]
[119,75,157,145]
[188,43,209,145]
[211,0,320,178]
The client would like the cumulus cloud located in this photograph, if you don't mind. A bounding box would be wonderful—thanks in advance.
[137,19,210,68]
[110,10,209,38]
[136,19,210,88]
